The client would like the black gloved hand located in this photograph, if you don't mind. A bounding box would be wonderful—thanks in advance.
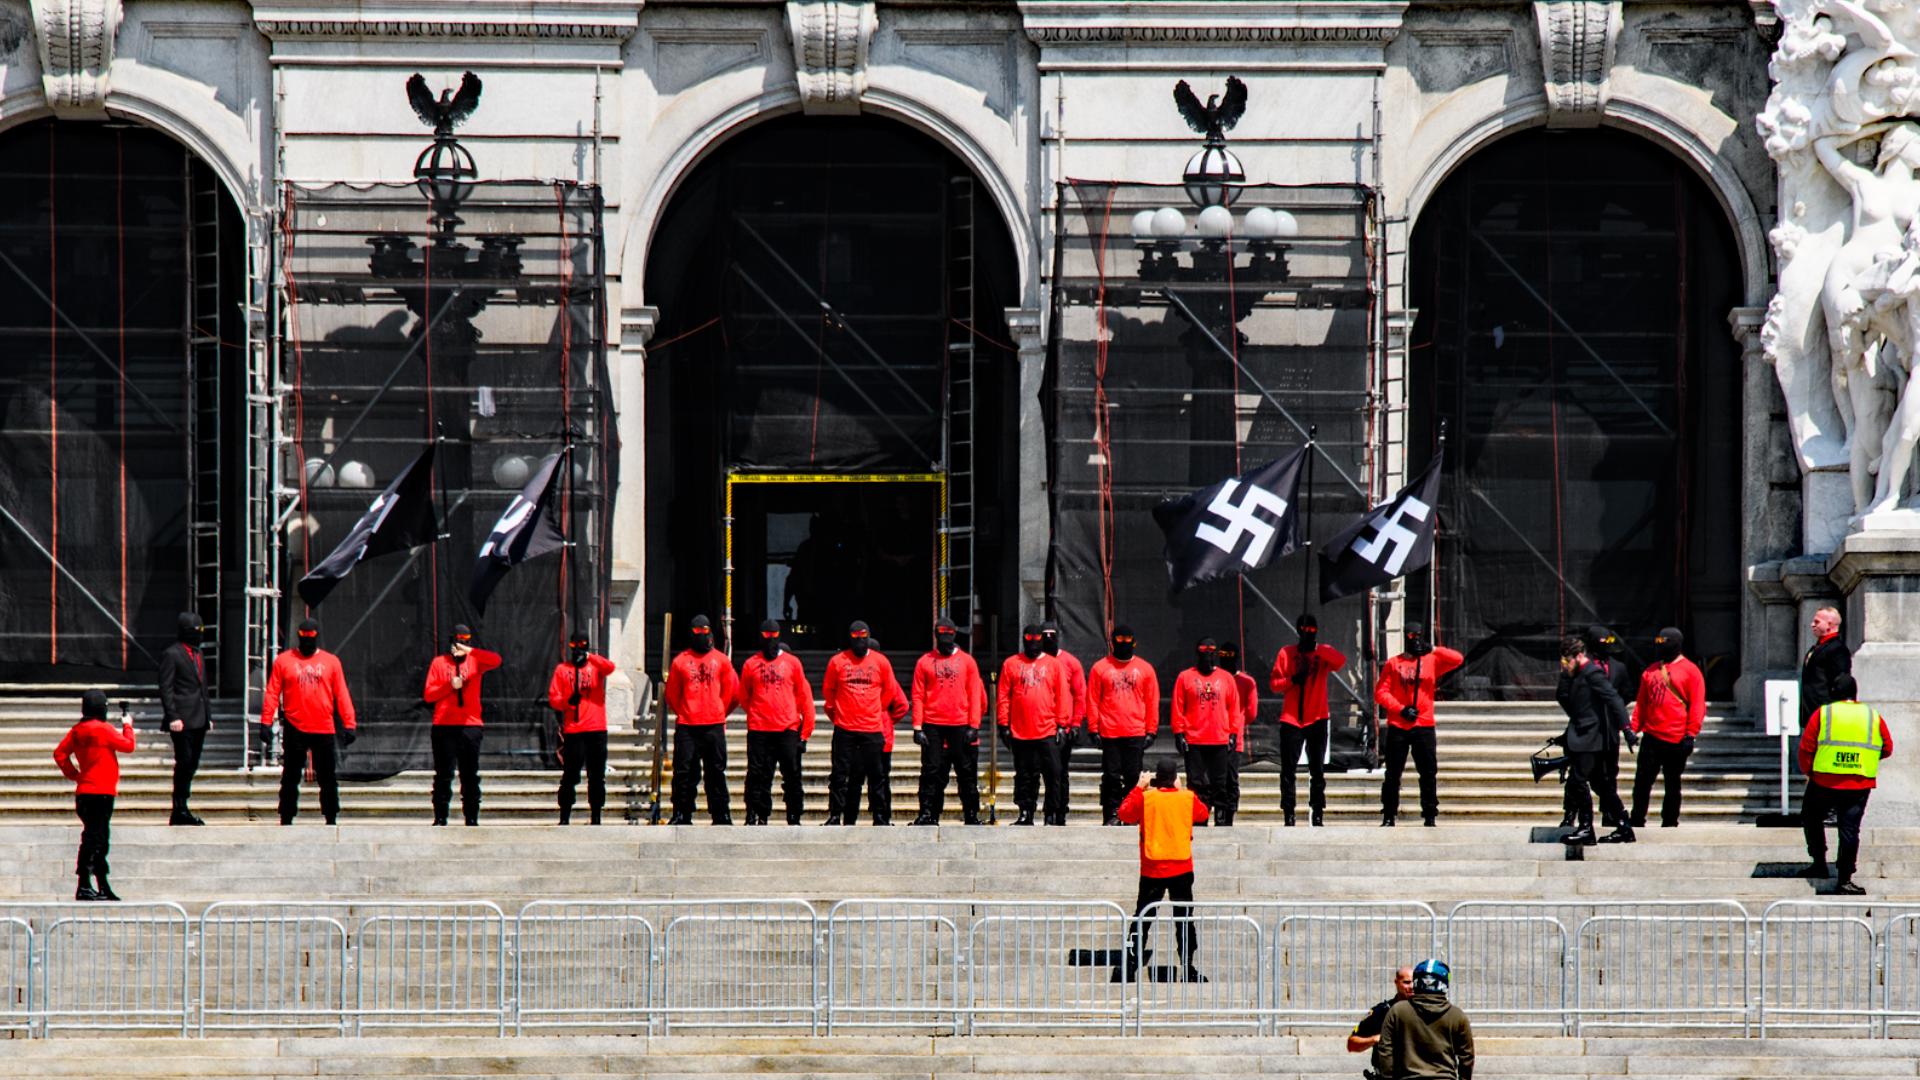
[913,728,928,748]
[337,727,357,748]
[969,730,980,748]
[1624,731,1641,752]
[1175,734,1189,755]
[569,689,582,706]
[1291,670,1308,688]
[1400,705,1419,723]
[799,740,808,755]
[1143,731,1158,750]
[1680,735,1696,755]
[1054,727,1072,746]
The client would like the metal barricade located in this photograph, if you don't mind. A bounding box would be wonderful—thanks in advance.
[1574,912,1750,1034]
[352,902,509,1035]
[966,903,1131,1032]
[1131,902,1263,1034]
[513,902,655,1034]
[1445,914,1569,1032]
[198,902,350,1035]
[0,917,32,1035]
[1760,899,1882,1037]
[34,902,190,1035]
[659,900,819,1033]
[1271,903,1439,1030]
[1877,911,1920,1038]
[823,899,964,1034]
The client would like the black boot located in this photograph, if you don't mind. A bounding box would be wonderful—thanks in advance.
[823,815,843,826]
[1835,879,1867,896]
[1103,816,1122,827]
[910,814,938,826]
[788,814,804,826]
[1380,815,1395,827]
[94,872,120,902]
[1422,816,1437,828]
[1597,825,1636,844]
[1217,810,1234,827]
[712,814,733,826]
[668,814,693,826]
[74,873,100,902]
[964,813,986,826]
[1284,811,1296,827]
[1014,809,1036,826]
[559,808,572,826]
[432,815,448,827]
[590,808,602,826]
[1563,825,1596,846]
[1311,809,1324,827]
[1558,812,1576,829]
[1184,967,1209,984]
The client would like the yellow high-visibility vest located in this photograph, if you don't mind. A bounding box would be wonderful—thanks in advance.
[1813,701,1885,779]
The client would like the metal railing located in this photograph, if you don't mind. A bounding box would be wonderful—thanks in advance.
[514,901,655,1034]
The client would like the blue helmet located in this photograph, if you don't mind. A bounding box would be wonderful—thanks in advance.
[1413,958,1450,994]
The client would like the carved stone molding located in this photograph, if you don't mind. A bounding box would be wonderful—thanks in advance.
[251,1,640,42]
[31,0,122,117]
[786,1,875,116]
[1019,2,1405,47]
[1533,0,1620,127]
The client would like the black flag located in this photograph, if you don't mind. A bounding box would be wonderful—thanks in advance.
[296,445,440,609]
[1319,451,1443,604]
[1152,448,1307,593]
[469,448,569,615]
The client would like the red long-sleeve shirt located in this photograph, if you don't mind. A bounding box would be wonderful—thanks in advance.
[1799,704,1894,791]
[665,649,739,727]
[548,654,618,734]
[1054,649,1088,728]
[261,649,357,735]
[1172,668,1242,746]
[997,652,1070,740]
[822,650,908,734]
[739,651,816,739]
[912,650,985,729]
[1087,656,1161,738]
[1117,785,1210,877]
[1231,671,1258,749]
[424,648,504,727]
[54,718,136,796]
[1270,644,1348,726]
[1374,647,1465,730]
[1631,657,1706,742]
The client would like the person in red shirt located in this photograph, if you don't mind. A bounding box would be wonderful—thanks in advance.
[1798,674,1893,895]
[1172,638,1242,826]
[423,623,503,826]
[822,620,909,825]
[910,616,986,826]
[54,690,135,901]
[261,618,357,826]
[1089,625,1161,825]
[738,619,814,825]
[1373,623,1464,827]
[1269,614,1348,827]
[1116,758,1211,983]
[549,629,618,825]
[1630,626,1707,829]
[1040,622,1088,821]
[664,614,739,825]
[998,625,1072,825]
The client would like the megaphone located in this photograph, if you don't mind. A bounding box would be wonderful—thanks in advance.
[1529,735,1567,784]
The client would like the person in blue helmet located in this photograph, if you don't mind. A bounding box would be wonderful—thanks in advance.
[1369,959,1474,1080]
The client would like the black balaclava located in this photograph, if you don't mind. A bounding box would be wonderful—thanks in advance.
[296,618,321,658]
[760,618,782,661]
[1021,623,1043,660]
[1404,622,1432,657]
[1297,613,1318,654]
[568,631,590,666]
[1040,621,1061,657]
[849,620,871,658]
[1110,624,1136,663]
[1583,624,1618,661]
[690,615,713,655]
[935,617,958,656]
[81,689,109,721]
[450,623,474,656]
[1654,626,1683,664]
[177,612,204,648]
[1196,637,1218,675]
[1218,641,1242,675]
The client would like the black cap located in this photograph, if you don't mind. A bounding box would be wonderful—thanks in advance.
[1112,624,1135,639]
[177,612,203,633]
[297,619,320,638]
[451,623,473,641]
[690,615,712,631]
[1220,640,1239,654]
[1297,613,1317,630]
[1197,636,1217,650]
[850,620,871,637]
[81,689,109,720]
[1153,758,1179,785]
[1405,622,1424,637]
[935,616,957,633]
[1657,626,1683,645]
[1040,621,1059,634]
[567,628,590,647]
[760,618,781,635]
[1021,623,1042,638]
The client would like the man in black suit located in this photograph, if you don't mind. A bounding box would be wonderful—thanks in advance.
[1801,607,1851,724]
[1580,625,1639,826]
[157,612,212,826]
[1556,636,1633,846]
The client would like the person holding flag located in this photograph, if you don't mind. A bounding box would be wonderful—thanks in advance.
[738,619,813,826]
[548,630,617,825]
[822,620,909,825]
[664,615,739,826]
[909,616,987,826]
[261,619,356,826]
[1374,623,1463,827]
[1172,638,1243,826]
[998,626,1072,826]
[1269,615,1347,827]
[423,624,503,826]
[1089,625,1161,825]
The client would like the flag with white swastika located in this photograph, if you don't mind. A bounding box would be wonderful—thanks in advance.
[1319,451,1443,604]
[1152,447,1307,594]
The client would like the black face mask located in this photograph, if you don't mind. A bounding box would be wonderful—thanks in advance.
[1654,638,1681,663]
[569,645,588,665]
[1042,635,1060,657]
[692,634,713,655]
[1022,638,1043,660]
[762,637,781,660]
[1298,630,1318,653]
[851,638,870,658]
[1196,650,1216,675]
[178,616,204,647]
[1406,635,1431,657]
[297,636,319,658]
[1218,651,1240,675]
[1111,638,1134,662]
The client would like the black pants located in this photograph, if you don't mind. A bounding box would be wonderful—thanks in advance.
[431,725,484,825]
[1099,735,1149,821]
[671,723,730,822]
[1277,720,1330,814]
[746,730,806,823]
[1010,736,1064,818]
[557,730,609,816]
[916,724,980,821]
[74,794,113,878]
[827,729,891,823]
[1381,726,1438,820]
[1184,743,1238,823]
[169,727,206,815]
[1125,871,1197,972]
[280,727,340,824]
[1804,783,1871,879]
[1563,749,1627,827]
[1630,736,1692,828]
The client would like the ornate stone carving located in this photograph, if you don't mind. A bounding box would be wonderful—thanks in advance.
[1534,0,1621,127]
[786,1,875,116]
[1759,0,1920,533]
[31,0,122,117]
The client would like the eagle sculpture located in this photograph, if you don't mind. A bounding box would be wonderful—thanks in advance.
[1173,76,1247,145]
[406,72,484,139]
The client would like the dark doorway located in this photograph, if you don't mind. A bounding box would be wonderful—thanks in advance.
[1409,128,1743,698]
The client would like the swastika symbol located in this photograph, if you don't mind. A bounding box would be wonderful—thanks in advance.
[1194,479,1291,566]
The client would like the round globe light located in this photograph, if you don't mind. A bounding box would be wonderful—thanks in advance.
[1272,209,1300,237]
[1243,206,1281,239]
[1196,205,1234,238]
[337,461,375,489]
[1150,206,1187,238]
[304,458,335,488]
[572,460,589,487]
[1130,209,1158,241]
[492,454,531,490]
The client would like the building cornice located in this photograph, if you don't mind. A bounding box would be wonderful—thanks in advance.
[1018,2,1407,46]
[251,1,641,42]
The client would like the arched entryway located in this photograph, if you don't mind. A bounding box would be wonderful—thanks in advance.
[1408,127,1743,698]
[644,114,1021,657]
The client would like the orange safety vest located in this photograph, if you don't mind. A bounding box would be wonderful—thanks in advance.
[1141,788,1195,863]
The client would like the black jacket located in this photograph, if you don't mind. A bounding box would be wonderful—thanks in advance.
[1800,635,1851,720]
[157,642,210,732]
[1556,661,1627,755]
[1589,656,1636,749]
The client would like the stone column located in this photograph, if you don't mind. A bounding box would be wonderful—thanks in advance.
[1007,306,1046,629]
[1733,306,1806,712]
[610,305,657,674]
[1829,537,1920,823]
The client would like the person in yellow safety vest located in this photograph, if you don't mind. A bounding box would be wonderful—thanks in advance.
[1798,674,1892,896]
[1115,758,1211,984]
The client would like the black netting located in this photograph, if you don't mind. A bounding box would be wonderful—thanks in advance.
[1048,181,1379,759]
[282,180,611,777]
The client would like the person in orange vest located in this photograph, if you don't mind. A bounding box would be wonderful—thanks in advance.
[822,620,910,825]
[1799,674,1893,896]
[664,614,739,826]
[548,629,618,825]
[1172,638,1242,826]
[997,624,1072,825]
[1089,624,1161,825]
[53,690,135,901]
[1630,626,1705,829]
[423,624,503,826]
[738,619,814,826]
[1373,623,1464,827]
[909,616,986,826]
[1040,621,1088,820]
[1116,758,1211,983]
[1269,614,1348,827]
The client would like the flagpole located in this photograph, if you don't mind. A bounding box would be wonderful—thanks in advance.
[434,419,454,642]
[1301,424,1316,608]
[1430,418,1446,635]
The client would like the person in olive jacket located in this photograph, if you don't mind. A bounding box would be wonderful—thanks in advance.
[1556,635,1634,846]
